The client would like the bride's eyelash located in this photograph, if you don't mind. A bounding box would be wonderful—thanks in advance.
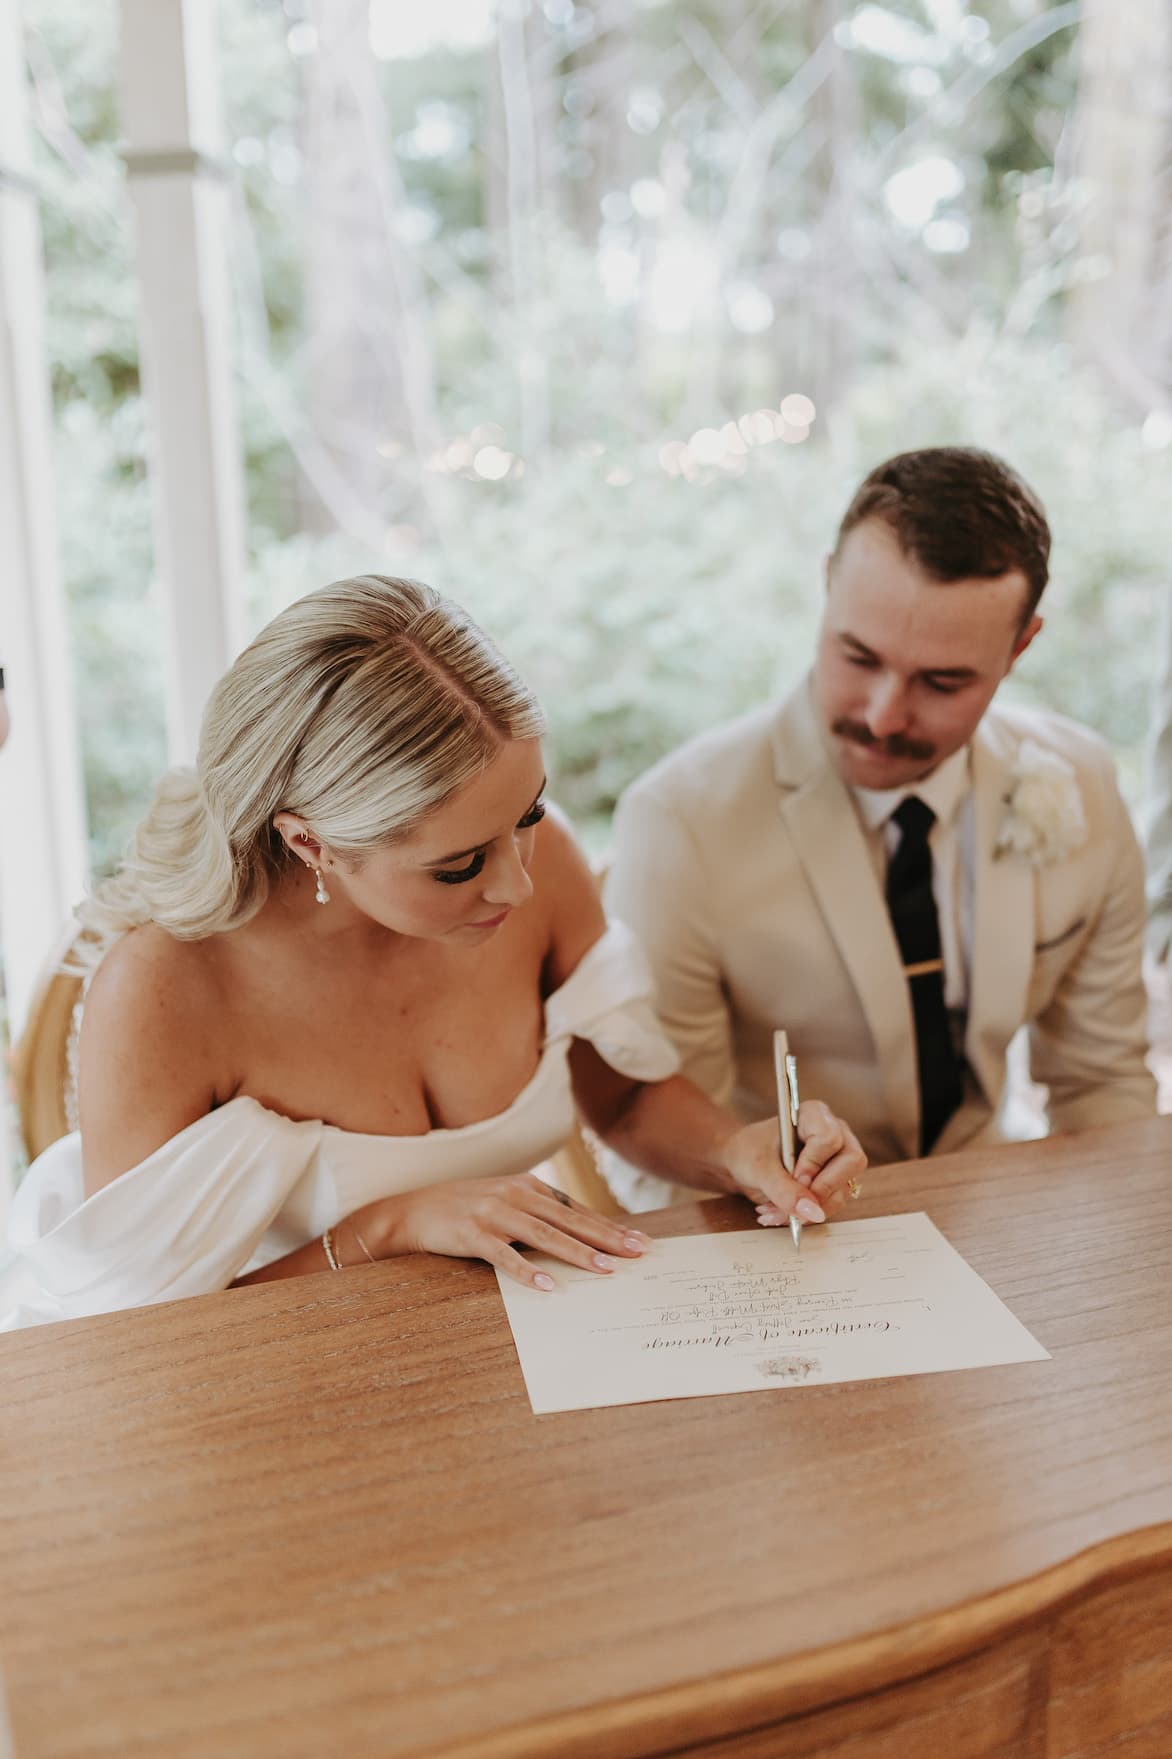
[433,800,546,885]
[433,850,487,886]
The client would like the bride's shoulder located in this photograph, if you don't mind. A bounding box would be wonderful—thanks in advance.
[82,926,231,1086]
[85,923,222,1024]
[79,928,232,1192]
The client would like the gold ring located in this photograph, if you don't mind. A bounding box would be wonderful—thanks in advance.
[847,1177,863,1201]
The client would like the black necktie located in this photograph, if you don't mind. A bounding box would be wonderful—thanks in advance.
[886,797,964,1154]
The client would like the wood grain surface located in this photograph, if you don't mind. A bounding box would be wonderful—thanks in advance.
[1,1116,1171,1759]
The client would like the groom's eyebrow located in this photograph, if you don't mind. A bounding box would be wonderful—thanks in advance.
[921,664,979,682]
[841,631,977,684]
[427,779,547,866]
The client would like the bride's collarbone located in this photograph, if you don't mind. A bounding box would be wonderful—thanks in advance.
[296,946,540,1017]
[216,937,549,1133]
[227,1008,547,1134]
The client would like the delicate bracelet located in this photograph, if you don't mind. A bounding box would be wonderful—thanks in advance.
[321,1226,343,1271]
[349,1219,376,1264]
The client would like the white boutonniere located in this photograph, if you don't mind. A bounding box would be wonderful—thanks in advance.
[995,738,1088,866]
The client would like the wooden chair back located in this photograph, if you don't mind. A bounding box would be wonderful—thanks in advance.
[548,1125,623,1216]
[11,928,85,1163]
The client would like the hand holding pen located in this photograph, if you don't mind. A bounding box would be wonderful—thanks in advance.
[723,1030,867,1238]
[774,1029,806,1250]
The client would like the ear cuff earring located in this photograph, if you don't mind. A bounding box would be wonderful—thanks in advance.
[314,867,330,905]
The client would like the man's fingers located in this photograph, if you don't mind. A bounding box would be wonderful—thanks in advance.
[807,1134,867,1205]
[748,1101,865,1226]
[755,1192,827,1226]
[792,1099,848,1180]
[793,1103,867,1199]
[748,1168,826,1224]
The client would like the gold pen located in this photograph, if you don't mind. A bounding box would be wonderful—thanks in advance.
[772,1028,802,1251]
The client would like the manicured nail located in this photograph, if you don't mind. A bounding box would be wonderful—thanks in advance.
[757,1213,783,1227]
[623,1234,648,1252]
[593,1253,619,1270]
[534,1273,556,1290]
[797,1172,814,1187]
[796,1198,825,1223]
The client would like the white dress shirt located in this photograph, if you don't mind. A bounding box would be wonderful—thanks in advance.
[851,745,974,1015]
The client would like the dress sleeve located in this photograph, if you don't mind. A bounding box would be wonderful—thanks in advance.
[0,1099,323,1329]
[544,921,690,1214]
[543,920,682,1080]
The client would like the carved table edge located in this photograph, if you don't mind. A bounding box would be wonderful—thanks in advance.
[413,1518,1172,1759]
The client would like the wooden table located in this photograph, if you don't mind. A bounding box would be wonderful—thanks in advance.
[2,1117,1172,1759]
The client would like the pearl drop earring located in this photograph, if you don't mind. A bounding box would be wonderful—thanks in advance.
[314,867,330,906]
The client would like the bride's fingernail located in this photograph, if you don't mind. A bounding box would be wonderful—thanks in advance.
[623,1234,648,1252]
[593,1253,619,1270]
[796,1198,825,1223]
[534,1273,556,1290]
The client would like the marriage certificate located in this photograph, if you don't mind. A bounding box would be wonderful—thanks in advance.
[497,1213,1049,1413]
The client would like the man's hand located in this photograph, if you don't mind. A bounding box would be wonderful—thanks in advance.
[721,1101,867,1226]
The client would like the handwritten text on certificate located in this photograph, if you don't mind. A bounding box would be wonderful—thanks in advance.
[497,1213,1049,1413]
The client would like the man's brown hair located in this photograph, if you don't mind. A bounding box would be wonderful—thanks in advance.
[834,447,1051,623]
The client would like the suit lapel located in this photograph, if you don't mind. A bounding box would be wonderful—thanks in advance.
[772,687,921,1159]
[964,714,1035,1115]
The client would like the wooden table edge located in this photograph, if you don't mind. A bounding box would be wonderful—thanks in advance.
[416,1519,1172,1759]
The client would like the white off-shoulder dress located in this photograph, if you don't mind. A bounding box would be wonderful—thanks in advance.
[1,924,683,1330]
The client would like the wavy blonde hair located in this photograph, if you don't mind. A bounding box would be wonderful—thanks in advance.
[76,575,546,964]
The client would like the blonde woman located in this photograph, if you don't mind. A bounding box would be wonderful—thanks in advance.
[2,577,864,1327]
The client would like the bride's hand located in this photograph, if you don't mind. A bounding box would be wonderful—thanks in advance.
[720,1101,867,1227]
[360,1172,651,1289]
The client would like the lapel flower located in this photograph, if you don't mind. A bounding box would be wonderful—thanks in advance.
[995,737,1088,866]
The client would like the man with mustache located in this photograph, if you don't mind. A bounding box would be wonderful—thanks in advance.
[604,447,1155,1200]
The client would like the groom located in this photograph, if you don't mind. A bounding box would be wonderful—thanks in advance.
[604,446,1155,1201]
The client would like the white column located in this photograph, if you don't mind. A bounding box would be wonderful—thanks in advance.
[0,0,91,1041]
[120,0,247,762]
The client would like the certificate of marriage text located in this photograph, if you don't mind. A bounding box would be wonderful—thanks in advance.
[497,1213,1049,1414]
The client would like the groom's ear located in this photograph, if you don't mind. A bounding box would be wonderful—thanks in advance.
[1009,613,1043,668]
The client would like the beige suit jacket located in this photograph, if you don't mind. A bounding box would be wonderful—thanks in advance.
[1144,587,1172,959]
[605,681,1155,1181]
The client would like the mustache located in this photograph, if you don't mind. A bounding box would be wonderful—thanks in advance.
[832,718,936,763]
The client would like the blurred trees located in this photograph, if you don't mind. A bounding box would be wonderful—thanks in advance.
[1070,0,1172,410]
[18,0,1172,867]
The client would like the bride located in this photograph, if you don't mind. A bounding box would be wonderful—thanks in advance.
[3,575,864,1326]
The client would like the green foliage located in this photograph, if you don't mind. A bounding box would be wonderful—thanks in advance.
[19,0,1170,872]
[250,335,1172,835]
[53,401,165,875]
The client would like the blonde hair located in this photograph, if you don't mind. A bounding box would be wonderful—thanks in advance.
[77,575,545,962]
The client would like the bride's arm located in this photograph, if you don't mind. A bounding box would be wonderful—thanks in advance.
[76,910,644,1296]
[235,1174,649,1289]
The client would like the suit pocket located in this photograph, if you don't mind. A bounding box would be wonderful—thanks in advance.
[1033,916,1087,955]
